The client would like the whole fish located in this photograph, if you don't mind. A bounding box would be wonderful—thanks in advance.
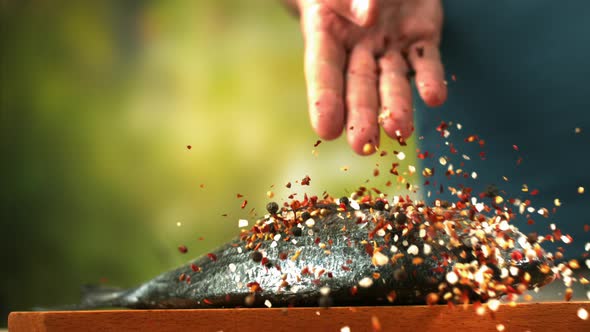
[77,199,555,309]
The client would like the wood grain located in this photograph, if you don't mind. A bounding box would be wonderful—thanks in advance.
[8,302,590,332]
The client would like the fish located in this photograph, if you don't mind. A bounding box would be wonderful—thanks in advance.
[75,199,555,309]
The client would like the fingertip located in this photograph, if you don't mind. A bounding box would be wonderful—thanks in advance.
[309,94,345,140]
[419,82,447,107]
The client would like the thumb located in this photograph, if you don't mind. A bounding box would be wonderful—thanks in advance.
[324,0,378,27]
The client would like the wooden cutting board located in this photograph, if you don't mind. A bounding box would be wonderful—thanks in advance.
[8,302,590,332]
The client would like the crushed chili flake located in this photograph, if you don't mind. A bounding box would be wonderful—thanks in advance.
[241,200,248,209]
[314,140,322,147]
[186,145,192,150]
[178,245,188,254]
[207,253,217,261]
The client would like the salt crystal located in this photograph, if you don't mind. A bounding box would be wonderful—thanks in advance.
[320,286,330,296]
[372,251,389,266]
[305,218,315,228]
[423,244,432,255]
[270,241,278,248]
[407,245,419,255]
[264,300,272,308]
[419,229,426,238]
[488,299,500,311]
[358,277,373,288]
[273,234,281,241]
[496,323,505,331]
[471,172,478,179]
[397,152,406,160]
[439,157,448,166]
[446,271,458,284]
[391,245,398,253]
[585,242,590,251]
[238,219,248,228]
[350,200,360,210]
[579,186,585,194]
[229,263,237,273]
[578,308,588,320]
[340,327,351,332]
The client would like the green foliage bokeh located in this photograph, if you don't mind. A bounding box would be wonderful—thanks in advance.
[0,1,417,326]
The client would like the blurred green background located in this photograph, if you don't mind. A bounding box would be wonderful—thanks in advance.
[0,1,417,326]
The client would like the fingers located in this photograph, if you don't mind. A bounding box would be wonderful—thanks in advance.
[302,8,347,140]
[378,50,414,140]
[406,42,447,107]
[346,43,380,155]
[323,0,379,27]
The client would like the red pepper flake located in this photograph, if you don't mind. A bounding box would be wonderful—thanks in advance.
[241,200,248,209]
[313,140,322,147]
[261,257,269,266]
[203,298,213,305]
[511,250,523,261]
[364,243,374,256]
[286,182,292,189]
[301,175,311,186]
[386,290,397,303]
[584,224,590,232]
[350,286,358,296]
[186,145,192,150]
[178,273,186,281]
[191,264,201,272]
[513,144,519,151]
[517,157,523,165]
[279,252,288,260]
[199,184,205,189]
[396,136,407,146]
[341,265,351,271]
[373,168,380,177]
[530,189,539,196]
[178,245,188,254]
[236,193,243,198]
[379,151,388,157]
[207,253,218,261]
[451,74,457,81]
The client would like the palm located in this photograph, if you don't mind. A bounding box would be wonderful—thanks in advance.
[299,0,446,154]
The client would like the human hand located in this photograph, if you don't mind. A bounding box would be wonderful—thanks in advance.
[297,0,447,154]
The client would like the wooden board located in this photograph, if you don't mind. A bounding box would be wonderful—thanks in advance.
[8,302,590,332]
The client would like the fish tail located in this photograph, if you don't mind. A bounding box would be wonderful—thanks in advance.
[78,284,130,309]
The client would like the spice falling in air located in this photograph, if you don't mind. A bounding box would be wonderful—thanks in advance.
[178,245,188,254]
[186,145,192,150]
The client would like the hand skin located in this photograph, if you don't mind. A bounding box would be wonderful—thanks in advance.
[286,0,447,155]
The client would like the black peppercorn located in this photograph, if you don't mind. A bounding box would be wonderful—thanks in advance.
[251,251,263,263]
[266,201,279,214]
[339,197,349,206]
[395,213,408,225]
[292,227,302,237]
[301,211,311,221]
[374,200,385,211]
[527,232,538,244]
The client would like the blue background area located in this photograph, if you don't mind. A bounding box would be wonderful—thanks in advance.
[417,1,590,257]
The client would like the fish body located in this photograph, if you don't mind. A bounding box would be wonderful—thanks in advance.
[79,202,555,309]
